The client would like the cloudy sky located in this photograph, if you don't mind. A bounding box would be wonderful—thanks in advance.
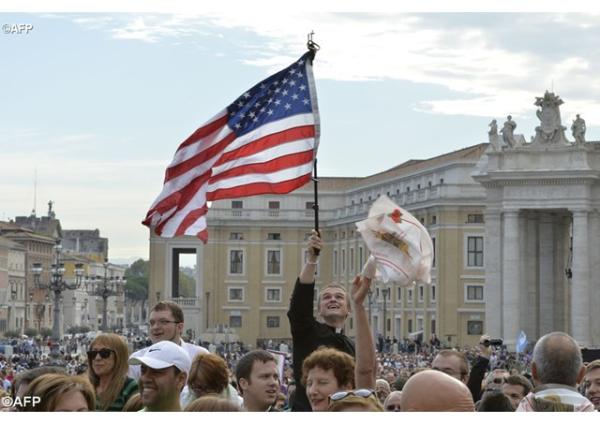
[2,2,600,262]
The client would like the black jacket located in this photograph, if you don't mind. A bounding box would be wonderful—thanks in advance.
[287,279,355,411]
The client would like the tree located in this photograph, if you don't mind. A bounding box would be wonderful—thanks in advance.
[125,259,149,322]
[125,259,149,302]
[178,269,196,298]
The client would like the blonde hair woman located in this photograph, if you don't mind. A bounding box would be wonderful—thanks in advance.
[87,333,138,411]
[22,374,95,411]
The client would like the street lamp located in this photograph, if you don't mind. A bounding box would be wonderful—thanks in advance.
[29,291,50,333]
[382,286,390,341]
[85,258,125,331]
[31,241,85,342]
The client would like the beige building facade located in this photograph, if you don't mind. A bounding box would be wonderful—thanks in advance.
[149,143,490,348]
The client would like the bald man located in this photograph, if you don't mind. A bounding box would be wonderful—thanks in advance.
[400,370,475,412]
[516,332,594,412]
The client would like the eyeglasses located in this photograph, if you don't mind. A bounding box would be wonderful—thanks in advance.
[329,389,376,403]
[87,348,114,360]
[148,319,180,327]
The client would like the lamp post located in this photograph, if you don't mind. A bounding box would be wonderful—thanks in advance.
[85,258,125,331]
[7,280,17,332]
[29,291,49,333]
[31,241,85,343]
[382,287,390,341]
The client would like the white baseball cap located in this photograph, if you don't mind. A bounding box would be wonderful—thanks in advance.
[128,340,191,374]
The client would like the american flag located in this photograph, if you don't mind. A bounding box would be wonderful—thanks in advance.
[143,52,320,242]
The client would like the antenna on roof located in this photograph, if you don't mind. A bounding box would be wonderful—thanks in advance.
[31,168,37,217]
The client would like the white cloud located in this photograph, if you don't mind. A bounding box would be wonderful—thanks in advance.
[64,12,600,121]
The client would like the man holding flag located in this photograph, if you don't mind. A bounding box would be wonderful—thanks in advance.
[143,48,320,241]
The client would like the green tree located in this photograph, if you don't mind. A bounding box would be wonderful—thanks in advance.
[125,259,149,301]
[178,270,196,298]
[125,259,149,321]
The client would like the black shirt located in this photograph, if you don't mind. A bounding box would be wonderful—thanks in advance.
[287,279,355,411]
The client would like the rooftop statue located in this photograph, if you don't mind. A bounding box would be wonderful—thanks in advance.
[571,114,586,144]
[532,91,569,145]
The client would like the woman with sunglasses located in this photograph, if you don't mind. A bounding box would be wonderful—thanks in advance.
[87,333,138,411]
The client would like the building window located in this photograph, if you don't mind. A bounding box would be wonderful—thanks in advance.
[467,236,484,267]
[408,319,413,333]
[467,320,483,335]
[407,288,413,303]
[359,246,363,268]
[305,201,315,216]
[229,250,244,274]
[431,215,437,225]
[267,232,281,240]
[231,200,243,216]
[397,287,402,301]
[228,288,244,302]
[431,285,436,302]
[418,285,424,302]
[266,250,281,275]
[333,250,338,275]
[467,214,484,224]
[466,285,484,301]
[341,249,346,273]
[229,232,244,240]
[229,315,242,328]
[431,319,436,334]
[417,317,423,331]
[350,248,354,273]
[268,201,280,217]
[266,288,281,302]
[266,316,280,328]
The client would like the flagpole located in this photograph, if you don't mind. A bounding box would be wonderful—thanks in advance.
[307,32,321,254]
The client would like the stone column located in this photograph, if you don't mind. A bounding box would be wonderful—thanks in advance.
[502,211,521,348]
[524,212,539,339]
[590,211,600,345]
[538,213,555,335]
[571,210,591,346]
[484,211,502,338]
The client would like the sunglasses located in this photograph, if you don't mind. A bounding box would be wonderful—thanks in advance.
[329,389,375,403]
[87,348,114,360]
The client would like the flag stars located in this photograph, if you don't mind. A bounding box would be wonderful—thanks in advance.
[289,80,296,86]
[274,99,281,106]
[243,92,251,99]
[299,84,306,91]
[267,109,274,115]
[282,89,289,96]
[303,98,310,105]
[284,103,291,110]
[292,93,299,100]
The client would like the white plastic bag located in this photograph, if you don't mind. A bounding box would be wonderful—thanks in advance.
[356,195,433,286]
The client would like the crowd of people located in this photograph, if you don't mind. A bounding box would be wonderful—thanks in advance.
[0,231,598,412]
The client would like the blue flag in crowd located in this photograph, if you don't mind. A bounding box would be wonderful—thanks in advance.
[516,330,528,353]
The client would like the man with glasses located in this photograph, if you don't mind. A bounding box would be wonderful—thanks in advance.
[128,340,191,411]
[430,334,492,402]
[129,301,208,380]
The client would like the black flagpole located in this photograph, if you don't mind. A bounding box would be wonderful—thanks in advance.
[307,32,321,254]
